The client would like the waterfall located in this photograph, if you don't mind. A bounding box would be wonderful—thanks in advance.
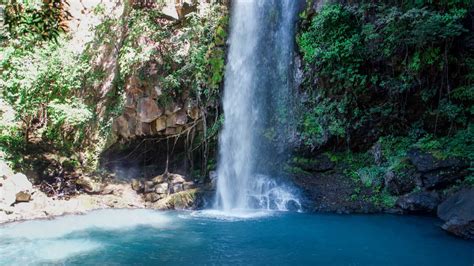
[215,0,302,212]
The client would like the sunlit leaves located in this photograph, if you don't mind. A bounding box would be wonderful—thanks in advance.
[4,0,71,43]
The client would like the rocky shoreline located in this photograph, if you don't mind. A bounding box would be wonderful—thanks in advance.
[0,161,213,225]
[0,183,145,225]
[291,149,473,240]
[1,157,472,240]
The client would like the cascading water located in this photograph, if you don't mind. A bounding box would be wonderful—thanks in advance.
[215,0,302,212]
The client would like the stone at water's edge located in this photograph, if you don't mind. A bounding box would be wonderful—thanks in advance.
[15,191,31,203]
[133,173,205,209]
[0,157,146,224]
[395,191,440,214]
[131,179,143,191]
[76,176,103,194]
[144,193,161,203]
[437,188,474,239]
[155,184,168,195]
[0,173,33,206]
[0,183,145,224]
[144,181,155,193]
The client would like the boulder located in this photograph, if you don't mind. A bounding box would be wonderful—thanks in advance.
[437,189,474,239]
[155,116,167,132]
[15,191,31,203]
[175,110,188,125]
[155,183,168,195]
[170,174,186,184]
[143,181,155,193]
[407,149,469,190]
[164,101,183,115]
[421,169,468,190]
[0,173,33,206]
[183,181,196,190]
[408,149,468,173]
[396,191,440,213]
[165,127,177,135]
[112,115,130,139]
[135,122,152,136]
[75,176,102,194]
[137,97,163,123]
[171,183,184,194]
[131,179,143,192]
[384,170,416,196]
[8,173,32,190]
[152,174,167,184]
[187,106,201,120]
[144,193,161,203]
[165,113,177,128]
[124,92,135,109]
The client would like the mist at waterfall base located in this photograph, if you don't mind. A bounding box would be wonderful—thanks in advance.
[1,209,473,265]
[214,0,304,212]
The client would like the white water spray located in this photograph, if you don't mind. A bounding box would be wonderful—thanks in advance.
[215,0,302,212]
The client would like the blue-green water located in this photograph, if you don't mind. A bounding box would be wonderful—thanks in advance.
[0,209,472,265]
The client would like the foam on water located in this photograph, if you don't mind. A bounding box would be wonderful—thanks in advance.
[190,209,274,221]
[37,239,101,261]
[0,209,173,239]
[1,237,102,264]
[0,209,174,264]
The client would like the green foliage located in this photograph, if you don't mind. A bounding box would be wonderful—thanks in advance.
[45,100,92,149]
[1,38,90,144]
[301,98,347,149]
[357,166,385,188]
[4,0,71,43]
[415,125,474,160]
[297,1,474,200]
[465,174,474,187]
[117,5,228,108]
[174,6,229,104]
[297,1,474,149]
[0,125,25,166]
[118,9,166,79]
[374,192,398,208]
[325,126,472,208]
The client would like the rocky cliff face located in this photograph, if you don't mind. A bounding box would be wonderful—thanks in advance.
[111,76,202,140]
[62,0,229,178]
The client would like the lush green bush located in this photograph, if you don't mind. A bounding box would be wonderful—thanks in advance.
[298,0,473,150]
[116,5,228,109]
[1,38,91,144]
[1,2,229,172]
[46,100,92,149]
[4,0,70,43]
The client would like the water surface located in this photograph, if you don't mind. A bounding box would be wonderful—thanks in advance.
[0,209,472,265]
